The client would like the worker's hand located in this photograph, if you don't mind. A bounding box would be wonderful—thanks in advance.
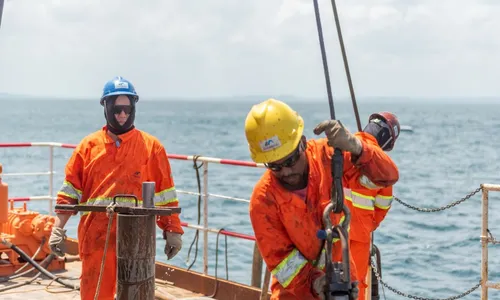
[312,273,326,300]
[48,227,67,257]
[163,231,182,260]
[313,120,362,156]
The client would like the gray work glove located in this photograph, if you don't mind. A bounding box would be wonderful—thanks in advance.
[313,120,362,156]
[49,227,67,257]
[163,232,182,260]
[312,273,326,300]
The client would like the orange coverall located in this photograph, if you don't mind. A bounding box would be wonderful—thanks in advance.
[55,126,183,300]
[249,133,398,300]
[344,132,395,300]
[345,185,393,300]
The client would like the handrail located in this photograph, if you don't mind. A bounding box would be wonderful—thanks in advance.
[3,142,498,298]
[0,141,265,285]
[0,142,267,168]
[480,183,500,299]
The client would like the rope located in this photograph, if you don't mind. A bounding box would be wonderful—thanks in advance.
[44,275,80,294]
[93,202,117,300]
[0,253,53,293]
[186,155,204,271]
[182,155,231,295]
[328,0,362,131]
[0,237,47,283]
[312,0,336,120]
[208,228,229,298]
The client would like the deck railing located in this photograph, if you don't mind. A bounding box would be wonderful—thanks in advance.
[2,142,499,299]
[0,142,270,291]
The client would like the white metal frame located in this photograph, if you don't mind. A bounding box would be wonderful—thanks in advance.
[3,142,498,296]
[0,142,265,275]
[480,183,500,299]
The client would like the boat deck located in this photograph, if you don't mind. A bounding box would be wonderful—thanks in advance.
[0,260,210,300]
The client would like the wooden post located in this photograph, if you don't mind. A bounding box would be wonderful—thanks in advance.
[116,182,157,300]
[365,266,371,300]
[259,268,271,300]
[116,213,156,299]
[251,243,263,288]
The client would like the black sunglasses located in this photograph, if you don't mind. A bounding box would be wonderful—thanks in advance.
[113,105,133,115]
[264,144,302,172]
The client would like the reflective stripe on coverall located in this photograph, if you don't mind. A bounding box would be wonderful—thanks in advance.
[249,133,399,300]
[345,185,393,300]
[343,131,395,300]
[55,126,183,300]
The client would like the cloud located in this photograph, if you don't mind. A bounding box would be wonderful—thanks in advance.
[0,0,499,99]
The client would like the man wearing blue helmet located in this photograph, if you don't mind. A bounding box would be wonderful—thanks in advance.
[100,76,139,134]
[48,76,184,300]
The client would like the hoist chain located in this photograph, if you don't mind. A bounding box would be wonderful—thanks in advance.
[370,257,481,300]
[394,187,482,212]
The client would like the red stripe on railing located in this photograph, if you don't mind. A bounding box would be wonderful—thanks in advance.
[219,230,255,241]
[9,197,31,202]
[1,142,259,243]
[168,154,190,160]
[0,142,262,168]
[219,159,258,167]
[0,143,33,147]
[61,144,77,148]
[180,222,255,241]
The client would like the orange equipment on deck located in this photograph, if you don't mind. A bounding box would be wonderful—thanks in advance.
[0,163,65,276]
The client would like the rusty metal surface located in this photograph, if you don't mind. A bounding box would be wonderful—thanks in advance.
[60,238,269,300]
[55,189,182,217]
[116,214,156,300]
[155,261,271,300]
[54,204,181,216]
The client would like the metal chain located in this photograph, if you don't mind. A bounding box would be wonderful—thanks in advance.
[394,187,482,212]
[370,257,481,300]
[487,229,500,245]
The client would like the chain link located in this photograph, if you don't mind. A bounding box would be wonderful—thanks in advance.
[394,187,482,212]
[368,186,484,298]
[486,229,500,245]
[370,257,481,300]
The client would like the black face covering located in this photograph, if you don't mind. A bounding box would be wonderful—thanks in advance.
[103,96,136,135]
[363,119,392,150]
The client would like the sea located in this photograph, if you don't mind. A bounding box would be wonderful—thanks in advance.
[1,96,499,299]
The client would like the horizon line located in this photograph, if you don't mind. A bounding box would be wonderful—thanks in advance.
[1,93,500,102]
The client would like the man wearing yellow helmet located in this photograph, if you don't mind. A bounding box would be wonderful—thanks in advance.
[245,98,399,300]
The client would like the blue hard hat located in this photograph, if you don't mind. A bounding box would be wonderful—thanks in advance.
[100,76,139,105]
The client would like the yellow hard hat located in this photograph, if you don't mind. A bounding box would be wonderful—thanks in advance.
[244,98,304,163]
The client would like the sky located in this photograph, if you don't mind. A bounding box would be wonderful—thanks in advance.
[0,0,499,100]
